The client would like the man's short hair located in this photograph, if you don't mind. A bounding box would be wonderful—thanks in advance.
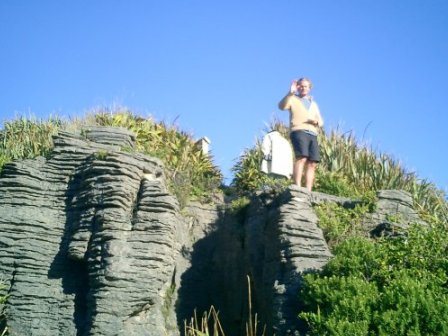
[298,77,313,88]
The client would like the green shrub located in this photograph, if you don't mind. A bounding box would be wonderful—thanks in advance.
[374,271,448,336]
[299,225,448,335]
[314,169,356,197]
[314,202,371,249]
[299,275,378,336]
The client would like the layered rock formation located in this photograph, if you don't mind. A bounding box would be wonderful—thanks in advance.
[0,127,427,335]
[243,186,332,335]
[0,128,182,335]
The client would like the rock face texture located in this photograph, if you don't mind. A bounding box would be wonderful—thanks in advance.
[243,186,332,335]
[366,189,427,236]
[0,127,427,335]
[0,128,183,335]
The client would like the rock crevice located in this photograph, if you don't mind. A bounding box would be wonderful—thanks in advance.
[0,127,428,335]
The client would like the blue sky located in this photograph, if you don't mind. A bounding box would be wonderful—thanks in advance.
[1,1,447,192]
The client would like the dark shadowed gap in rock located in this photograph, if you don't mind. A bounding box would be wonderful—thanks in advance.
[48,250,89,335]
[48,159,91,336]
[244,193,283,335]
[236,188,331,335]
[175,228,220,332]
[65,261,89,336]
[175,197,299,335]
[131,178,145,228]
[175,207,246,335]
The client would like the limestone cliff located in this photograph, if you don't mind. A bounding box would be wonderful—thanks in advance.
[0,127,426,335]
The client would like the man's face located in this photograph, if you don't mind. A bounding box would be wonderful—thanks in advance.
[297,80,311,97]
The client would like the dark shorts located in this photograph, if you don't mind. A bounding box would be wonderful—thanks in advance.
[290,130,320,162]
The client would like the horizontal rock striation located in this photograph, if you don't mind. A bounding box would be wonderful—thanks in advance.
[0,128,182,336]
[239,186,332,335]
[0,126,429,336]
[366,189,427,236]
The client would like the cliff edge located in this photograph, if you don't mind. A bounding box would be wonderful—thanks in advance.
[0,127,426,335]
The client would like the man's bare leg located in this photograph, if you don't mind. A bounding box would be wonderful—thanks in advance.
[293,157,307,186]
[305,161,317,191]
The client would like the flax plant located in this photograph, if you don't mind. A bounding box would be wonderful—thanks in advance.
[0,116,64,171]
[231,119,291,195]
[232,121,447,222]
[318,129,447,223]
[85,109,223,206]
[184,306,225,336]
[0,109,223,207]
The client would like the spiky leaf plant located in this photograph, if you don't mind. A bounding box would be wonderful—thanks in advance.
[0,116,64,169]
[231,120,291,196]
[318,129,447,223]
[0,108,223,207]
[232,120,447,223]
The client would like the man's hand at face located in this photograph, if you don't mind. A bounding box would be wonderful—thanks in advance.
[290,80,298,94]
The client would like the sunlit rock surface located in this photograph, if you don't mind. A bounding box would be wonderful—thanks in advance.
[0,127,427,335]
[0,128,182,335]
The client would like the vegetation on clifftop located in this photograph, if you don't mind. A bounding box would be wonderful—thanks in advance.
[231,119,448,335]
[231,120,447,224]
[1,110,448,335]
[0,109,222,207]
[1,111,445,219]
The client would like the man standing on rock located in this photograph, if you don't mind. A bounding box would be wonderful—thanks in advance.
[278,77,324,191]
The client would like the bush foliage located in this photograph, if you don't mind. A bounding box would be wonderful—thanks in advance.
[230,120,448,335]
[1,112,448,335]
[0,109,222,207]
[231,121,447,222]
[314,202,371,249]
[299,224,448,335]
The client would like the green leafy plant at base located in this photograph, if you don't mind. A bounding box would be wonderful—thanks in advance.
[0,283,8,336]
[184,276,266,336]
[299,224,448,335]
